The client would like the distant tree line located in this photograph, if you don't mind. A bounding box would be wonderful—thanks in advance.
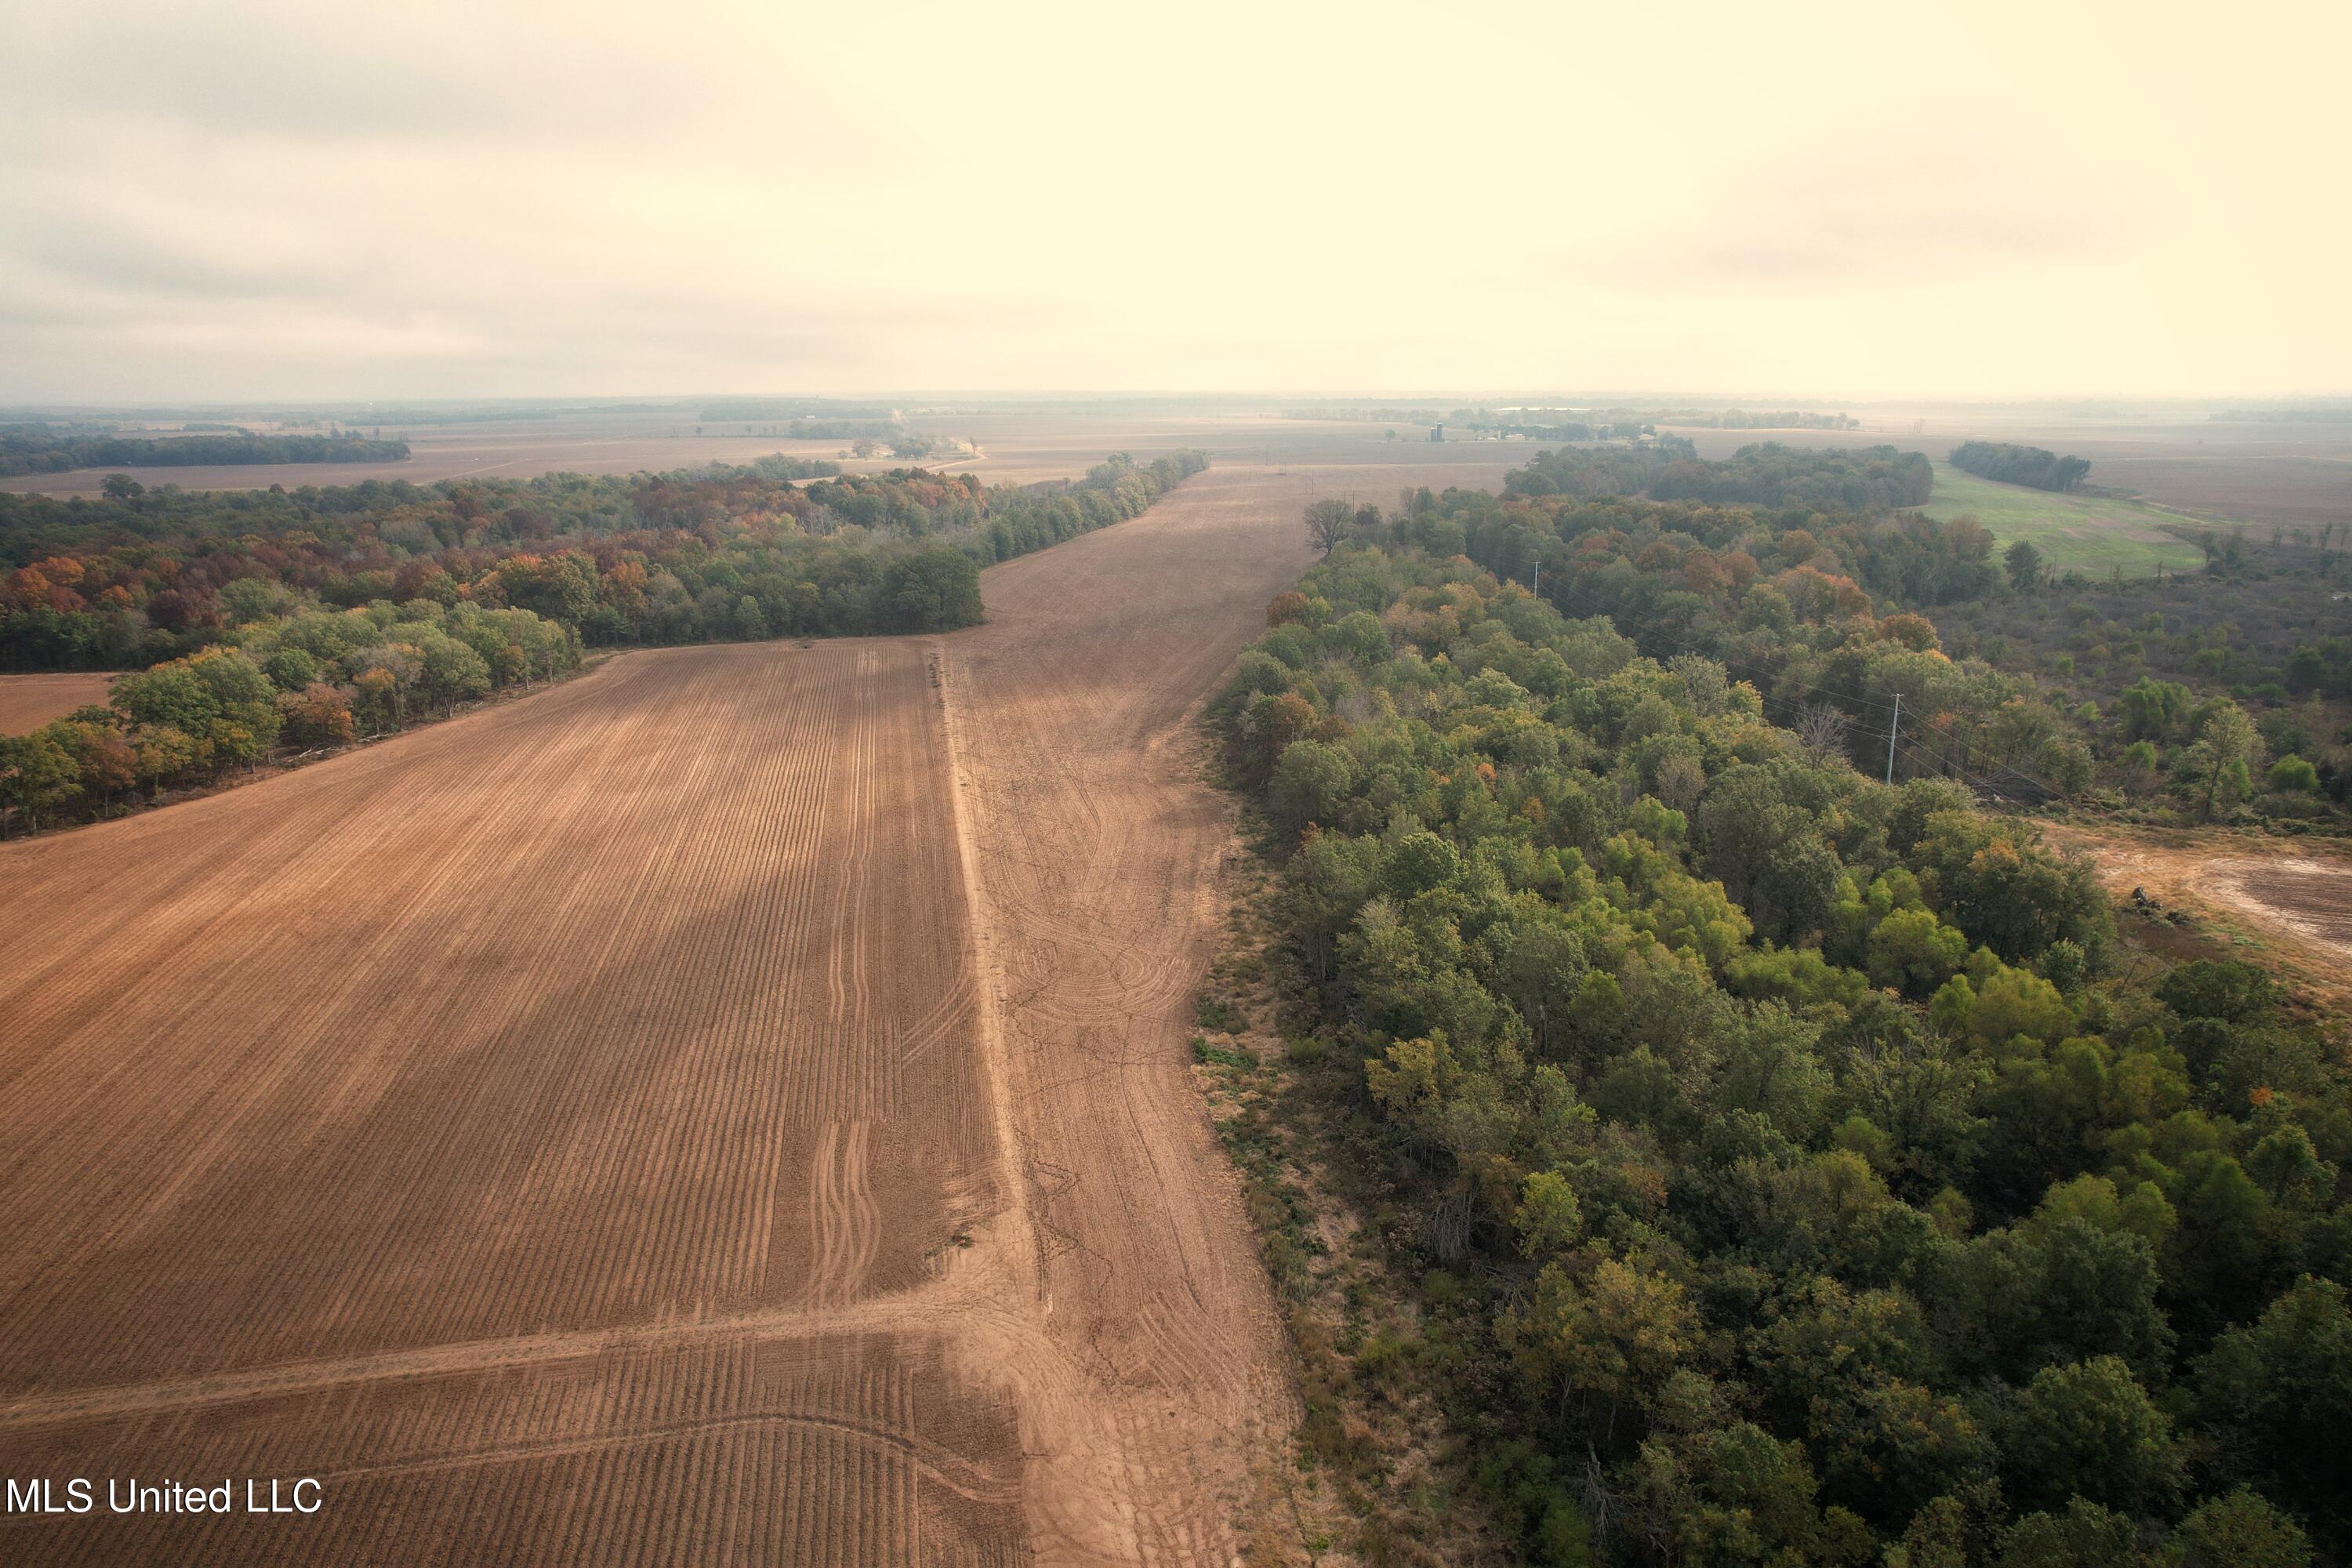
[2,449,1204,674]
[0,430,412,477]
[694,399,901,422]
[1950,440,2092,492]
[1285,406,1857,435]
[1282,405,1449,425]
[1646,408,1861,430]
[1505,439,1933,512]
[778,419,907,441]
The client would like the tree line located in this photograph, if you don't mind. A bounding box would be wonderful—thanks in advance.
[1,449,1206,675]
[1950,441,2092,492]
[0,429,412,477]
[1505,439,1933,512]
[0,599,580,832]
[1217,516,2347,1565]
[2,448,1207,830]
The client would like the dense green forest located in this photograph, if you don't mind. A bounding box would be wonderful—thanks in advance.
[1,448,1205,829]
[1949,441,2093,493]
[1414,466,2349,823]
[0,428,411,477]
[1216,512,2349,1564]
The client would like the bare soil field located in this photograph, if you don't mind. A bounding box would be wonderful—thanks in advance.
[0,639,1020,1563]
[2212,857,2352,960]
[2086,452,2352,530]
[2042,822,2352,1012]
[0,671,114,732]
[0,456,1497,1563]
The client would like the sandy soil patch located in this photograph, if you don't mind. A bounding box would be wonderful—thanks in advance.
[2042,821,2352,1011]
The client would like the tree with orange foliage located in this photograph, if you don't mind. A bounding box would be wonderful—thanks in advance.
[1877,613,1940,653]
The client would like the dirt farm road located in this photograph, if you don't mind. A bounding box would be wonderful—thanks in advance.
[1,460,1510,1563]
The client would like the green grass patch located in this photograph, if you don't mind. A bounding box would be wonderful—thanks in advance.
[1910,461,2209,576]
[1191,1034,1257,1069]
[1195,994,1245,1033]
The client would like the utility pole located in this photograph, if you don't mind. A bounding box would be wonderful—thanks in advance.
[1885,692,1901,786]
[1533,562,1540,599]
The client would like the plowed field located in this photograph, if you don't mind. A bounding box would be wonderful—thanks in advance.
[0,672,114,733]
[0,459,1493,1563]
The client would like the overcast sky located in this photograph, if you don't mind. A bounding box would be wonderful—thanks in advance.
[5,0,2347,404]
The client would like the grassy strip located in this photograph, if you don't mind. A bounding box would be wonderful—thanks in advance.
[1911,461,2207,575]
[1192,817,1527,1568]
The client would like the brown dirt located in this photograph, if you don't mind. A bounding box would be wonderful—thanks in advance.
[1,638,1026,1562]
[2042,822,2352,1011]
[0,459,1461,1563]
[0,672,114,733]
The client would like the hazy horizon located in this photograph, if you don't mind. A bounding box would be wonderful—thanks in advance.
[8,0,2347,405]
[10,390,2352,419]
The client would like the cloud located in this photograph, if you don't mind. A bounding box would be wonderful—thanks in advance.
[1560,126,2138,295]
[20,215,346,304]
[0,2,2343,400]
[9,12,514,141]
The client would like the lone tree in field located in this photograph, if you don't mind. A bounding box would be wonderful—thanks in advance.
[2005,538,2045,592]
[1305,498,1355,557]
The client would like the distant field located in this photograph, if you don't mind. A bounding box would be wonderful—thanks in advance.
[0,425,865,498]
[1911,461,2207,575]
[0,671,114,732]
[0,408,1543,498]
[1677,414,2352,528]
